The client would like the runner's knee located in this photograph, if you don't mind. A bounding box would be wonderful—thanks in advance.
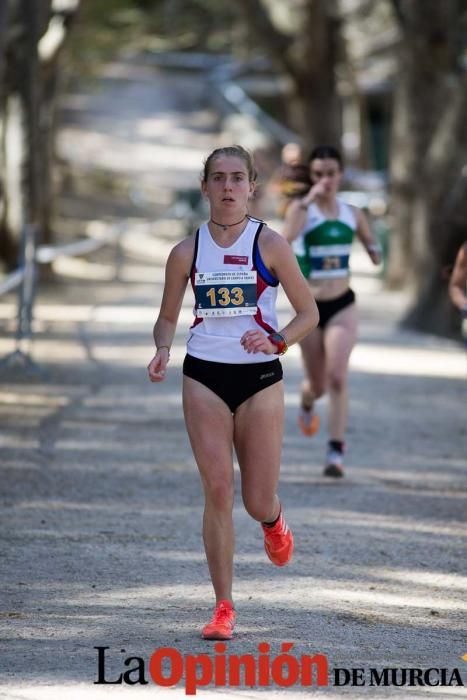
[204,479,234,511]
[242,492,276,522]
[313,384,325,399]
[303,377,325,399]
[327,371,346,393]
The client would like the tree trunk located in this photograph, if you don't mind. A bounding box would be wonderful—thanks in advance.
[235,0,341,148]
[292,1,341,149]
[0,0,79,267]
[0,0,43,268]
[0,0,14,266]
[37,63,56,247]
[35,1,79,251]
[387,0,467,335]
[20,0,44,228]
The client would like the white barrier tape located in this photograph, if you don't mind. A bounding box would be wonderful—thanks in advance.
[36,233,117,264]
[215,80,298,146]
[0,268,25,296]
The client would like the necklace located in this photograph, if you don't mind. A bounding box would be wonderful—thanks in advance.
[209,215,247,231]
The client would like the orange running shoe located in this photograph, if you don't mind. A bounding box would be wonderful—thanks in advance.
[262,509,294,567]
[201,600,236,640]
[298,409,320,437]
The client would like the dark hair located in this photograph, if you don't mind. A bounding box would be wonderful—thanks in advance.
[202,145,257,183]
[308,145,343,168]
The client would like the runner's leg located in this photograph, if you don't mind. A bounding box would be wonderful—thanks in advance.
[323,302,358,441]
[299,327,326,406]
[298,328,325,435]
[183,376,235,603]
[234,380,284,523]
[234,381,293,566]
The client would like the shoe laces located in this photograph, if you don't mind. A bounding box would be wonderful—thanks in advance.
[212,602,233,625]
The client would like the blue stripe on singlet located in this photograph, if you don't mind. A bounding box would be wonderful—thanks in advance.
[253,223,279,286]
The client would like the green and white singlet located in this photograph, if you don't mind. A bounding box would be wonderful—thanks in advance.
[293,200,357,280]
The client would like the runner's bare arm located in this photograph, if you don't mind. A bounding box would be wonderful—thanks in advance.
[354,207,381,265]
[148,239,193,382]
[282,198,308,243]
[241,228,319,355]
[282,182,329,243]
[449,243,467,312]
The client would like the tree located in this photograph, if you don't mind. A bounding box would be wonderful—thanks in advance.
[234,0,467,336]
[0,0,43,267]
[387,0,467,335]
[234,0,342,148]
[0,1,10,256]
[0,0,79,269]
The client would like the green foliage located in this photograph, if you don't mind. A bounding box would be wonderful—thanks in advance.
[150,0,238,52]
[64,0,239,79]
[63,0,148,77]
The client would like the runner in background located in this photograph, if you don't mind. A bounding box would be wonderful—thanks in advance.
[282,145,381,478]
[448,241,467,344]
[271,142,311,218]
[148,145,319,639]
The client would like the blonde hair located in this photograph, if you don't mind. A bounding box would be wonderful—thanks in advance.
[202,145,257,183]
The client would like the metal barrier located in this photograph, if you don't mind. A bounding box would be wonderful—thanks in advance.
[0,222,124,374]
[143,50,300,147]
[0,268,25,296]
[208,59,298,147]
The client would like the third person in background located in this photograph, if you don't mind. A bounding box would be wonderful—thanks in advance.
[448,242,467,313]
[448,241,467,345]
[271,142,311,218]
[283,145,381,478]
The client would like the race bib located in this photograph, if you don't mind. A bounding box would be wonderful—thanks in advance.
[309,244,351,279]
[194,270,257,317]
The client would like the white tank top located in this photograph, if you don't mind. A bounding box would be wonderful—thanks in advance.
[187,219,279,364]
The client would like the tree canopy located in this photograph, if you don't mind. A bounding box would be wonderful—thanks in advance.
[1,0,466,336]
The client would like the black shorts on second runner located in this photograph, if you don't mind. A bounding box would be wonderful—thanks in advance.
[183,354,283,413]
[316,288,355,329]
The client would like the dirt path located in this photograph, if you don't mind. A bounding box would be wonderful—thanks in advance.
[0,58,466,699]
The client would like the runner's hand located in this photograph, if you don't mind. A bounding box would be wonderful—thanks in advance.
[301,181,327,206]
[367,243,382,265]
[241,330,275,355]
[147,348,169,382]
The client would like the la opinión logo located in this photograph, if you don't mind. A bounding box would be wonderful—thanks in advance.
[94,645,466,694]
[94,643,328,694]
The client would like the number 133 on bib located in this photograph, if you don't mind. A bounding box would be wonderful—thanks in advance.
[194,271,257,317]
